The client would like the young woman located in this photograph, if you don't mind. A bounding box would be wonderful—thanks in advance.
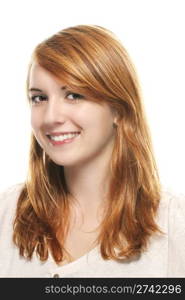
[0,25,185,278]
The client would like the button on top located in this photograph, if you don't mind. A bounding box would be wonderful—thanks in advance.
[53,273,60,278]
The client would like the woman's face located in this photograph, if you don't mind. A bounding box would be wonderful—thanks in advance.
[29,61,117,167]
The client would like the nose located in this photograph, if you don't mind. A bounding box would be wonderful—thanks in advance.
[43,96,68,126]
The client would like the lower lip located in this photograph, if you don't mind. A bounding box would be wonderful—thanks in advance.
[48,134,80,146]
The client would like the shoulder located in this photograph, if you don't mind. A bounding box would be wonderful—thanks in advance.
[0,183,24,218]
[159,188,185,276]
[164,188,185,238]
[158,187,185,233]
[0,183,24,202]
[159,188,185,224]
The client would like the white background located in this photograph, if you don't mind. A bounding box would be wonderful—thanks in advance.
[0,0,184,194]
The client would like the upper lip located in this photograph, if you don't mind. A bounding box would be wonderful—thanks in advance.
[46,131,81,136]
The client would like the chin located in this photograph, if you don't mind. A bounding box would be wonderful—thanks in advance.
[49,157,78,167]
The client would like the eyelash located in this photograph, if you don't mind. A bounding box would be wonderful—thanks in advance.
[29,92,84,104]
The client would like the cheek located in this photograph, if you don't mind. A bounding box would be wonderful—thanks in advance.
[30,114,36,129]
[87,109,114,131]
[30,112,40,131]
[71,110,88,128]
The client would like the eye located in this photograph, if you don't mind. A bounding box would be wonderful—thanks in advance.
[30,95,47,104]
[66,92,84,102]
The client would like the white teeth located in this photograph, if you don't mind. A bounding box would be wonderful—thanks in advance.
[49,133,80,142]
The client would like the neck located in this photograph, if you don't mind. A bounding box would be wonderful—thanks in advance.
[64,154,112,211]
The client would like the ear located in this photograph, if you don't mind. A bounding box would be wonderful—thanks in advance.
[113,116,118,126]
[112,109,120,126]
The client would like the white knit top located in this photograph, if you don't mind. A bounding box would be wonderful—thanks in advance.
[0,183,185,278]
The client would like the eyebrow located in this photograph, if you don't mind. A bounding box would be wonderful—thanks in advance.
[28,86,67,92]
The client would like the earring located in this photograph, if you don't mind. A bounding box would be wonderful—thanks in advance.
[43,150,46,166]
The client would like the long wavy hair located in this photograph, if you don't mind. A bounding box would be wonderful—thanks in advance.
[13,25,162,263]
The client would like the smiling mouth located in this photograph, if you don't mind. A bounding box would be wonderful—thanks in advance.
[46,132,81,144]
